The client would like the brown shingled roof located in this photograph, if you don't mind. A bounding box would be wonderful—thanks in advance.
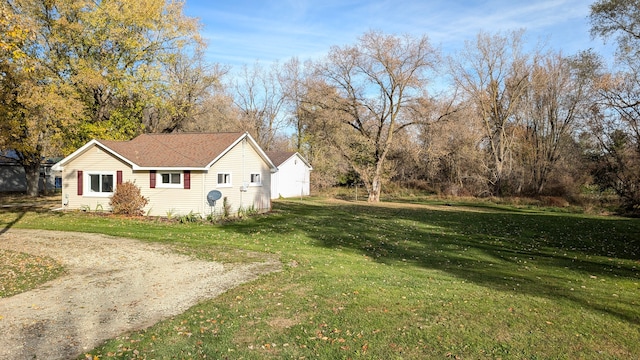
[99,132,244,168]
[266,151,295,167]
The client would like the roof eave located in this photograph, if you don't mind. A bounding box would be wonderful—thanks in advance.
[133,166,209,171]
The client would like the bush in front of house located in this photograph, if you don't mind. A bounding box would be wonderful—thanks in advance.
[109,181,149,216]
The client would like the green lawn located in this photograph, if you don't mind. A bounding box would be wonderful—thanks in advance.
[1,198,639,359]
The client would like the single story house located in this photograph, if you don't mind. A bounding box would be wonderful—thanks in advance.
[52,132,277,216]
[266,151,312,199]
[0,150,61,193]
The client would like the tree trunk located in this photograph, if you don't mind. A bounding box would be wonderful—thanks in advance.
[368,175,381,202]
[24,163,40,197]
[490,159,505,196]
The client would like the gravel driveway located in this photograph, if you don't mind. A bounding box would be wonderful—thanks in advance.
[0,229,281,359]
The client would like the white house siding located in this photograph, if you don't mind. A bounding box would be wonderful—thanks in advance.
[60,144,132,211]
[60,145,205,216]
[138,171,204,217]
[271,155,311,199]
[206,138,271,215]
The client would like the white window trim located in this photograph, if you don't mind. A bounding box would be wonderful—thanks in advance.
[85,171,115,197]
[216,172,232,188]
[157,171,183,188]
[249,172,262,186]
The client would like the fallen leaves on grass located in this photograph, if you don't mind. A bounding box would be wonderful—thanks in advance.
[0,249,65,298]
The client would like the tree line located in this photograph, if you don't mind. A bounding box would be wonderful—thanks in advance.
[1,0,638,212]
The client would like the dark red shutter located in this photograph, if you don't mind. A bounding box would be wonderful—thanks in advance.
[116,171,123,185]
[184,170,191,189]
[77,170,83,195]
[150,170,156,188]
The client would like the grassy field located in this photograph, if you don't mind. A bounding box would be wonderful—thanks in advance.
[1,197,639,359]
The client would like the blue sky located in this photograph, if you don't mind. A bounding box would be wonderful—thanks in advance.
[183,0,615,67]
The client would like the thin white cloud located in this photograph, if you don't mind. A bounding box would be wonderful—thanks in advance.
[187,0,611,67]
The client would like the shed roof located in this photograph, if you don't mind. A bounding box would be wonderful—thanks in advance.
[266,151,296,167]
[266,151,312,169]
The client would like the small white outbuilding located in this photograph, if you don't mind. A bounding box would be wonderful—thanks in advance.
[266,151,312,199]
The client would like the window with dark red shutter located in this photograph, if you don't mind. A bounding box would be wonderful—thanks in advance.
[77,170,83,195]
[116,171,123,185]
[150,170,156,188]
[184,170,191,189]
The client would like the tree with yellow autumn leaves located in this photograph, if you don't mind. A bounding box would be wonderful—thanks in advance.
[0,0,201,195]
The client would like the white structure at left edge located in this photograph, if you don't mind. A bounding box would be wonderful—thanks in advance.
[266,151,312,199]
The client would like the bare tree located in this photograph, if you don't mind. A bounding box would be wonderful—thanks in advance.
[188,91,241,133]
[589,0,640,211]
[590,0,640,60]
[279,57,308,152]
[231,62,286,150]
[412,99,485,195]
[450,30,532,195]
[314,31,439,202]
[293,78,351,189]
[146,49,229,133]
[518,51,594,194]
[589,64,640,210]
